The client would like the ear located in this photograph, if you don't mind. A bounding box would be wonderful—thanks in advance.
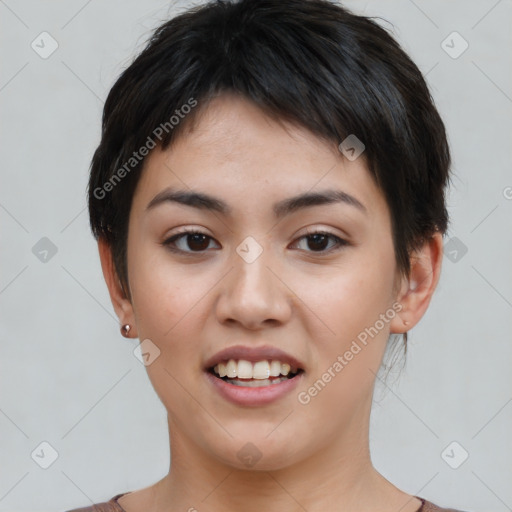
[98,237,138,338]
[390,232,444,333]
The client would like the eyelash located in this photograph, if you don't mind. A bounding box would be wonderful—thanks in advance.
[161,228,349,256]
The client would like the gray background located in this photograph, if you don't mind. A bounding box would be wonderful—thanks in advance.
[1,1,511,511]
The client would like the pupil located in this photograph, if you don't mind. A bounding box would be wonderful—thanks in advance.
[189,234,209,251]
[186,234,329,252]
[308,234,328,251]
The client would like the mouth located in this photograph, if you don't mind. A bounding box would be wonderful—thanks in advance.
[207,359,304,388]
[203,345,306,404]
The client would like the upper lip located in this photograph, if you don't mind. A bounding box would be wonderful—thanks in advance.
[204,345,305,371]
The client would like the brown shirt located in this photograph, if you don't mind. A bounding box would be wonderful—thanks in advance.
[65,492,468,512]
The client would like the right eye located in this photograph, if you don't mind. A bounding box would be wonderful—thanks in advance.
[162,229,219,254]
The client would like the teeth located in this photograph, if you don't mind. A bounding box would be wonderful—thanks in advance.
[226,376,289,387]
[237,360,253,379]
[226,359,237,378]
[281,363,291,376]
[253,360,270,379]
[269,360,281,377]
[217,362,227,378]
[213,358,299,380]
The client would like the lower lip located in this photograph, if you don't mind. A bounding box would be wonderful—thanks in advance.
[205,370,304,406]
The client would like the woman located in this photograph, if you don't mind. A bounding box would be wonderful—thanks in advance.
[67,0,468,510]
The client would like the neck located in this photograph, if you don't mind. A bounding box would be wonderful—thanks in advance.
[150,404,417,512]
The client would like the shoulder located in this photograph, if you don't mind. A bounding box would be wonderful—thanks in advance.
[419,497,470,512]
[63,493,127,512]
[65,493,471,512]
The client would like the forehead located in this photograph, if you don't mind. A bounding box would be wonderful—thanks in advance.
[132,94,389,223]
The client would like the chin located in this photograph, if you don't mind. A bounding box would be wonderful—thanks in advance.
[205,433,305,472]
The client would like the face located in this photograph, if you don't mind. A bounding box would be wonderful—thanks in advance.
[121,94,406,471]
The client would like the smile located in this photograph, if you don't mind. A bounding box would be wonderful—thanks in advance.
[204,346,305,405]
[211,358,301,388]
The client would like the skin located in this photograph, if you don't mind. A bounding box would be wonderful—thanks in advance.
[99,94,443,512]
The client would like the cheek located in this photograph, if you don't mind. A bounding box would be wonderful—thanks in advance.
[297,248,396,347]
[292,253,396,427]
[129,240,194,325]
[128,251,208,412]
[122,228,211,416]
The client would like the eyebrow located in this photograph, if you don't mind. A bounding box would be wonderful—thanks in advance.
[145,186,367,218]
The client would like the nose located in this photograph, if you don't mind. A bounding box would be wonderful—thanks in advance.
[214,243,292,330]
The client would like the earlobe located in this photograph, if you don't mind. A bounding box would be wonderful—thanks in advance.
[390,232,444,333]
[98,237,137,338]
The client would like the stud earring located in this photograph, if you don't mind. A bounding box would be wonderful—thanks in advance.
[121,324,132,337]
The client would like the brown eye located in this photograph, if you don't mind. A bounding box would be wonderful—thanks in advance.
[294,231,348,253]
[163,230,217,253]
[184,233,211,251]
[162,229,348,256]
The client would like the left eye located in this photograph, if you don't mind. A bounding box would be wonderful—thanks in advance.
[162,230,347,254]
[293,231,348,253]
